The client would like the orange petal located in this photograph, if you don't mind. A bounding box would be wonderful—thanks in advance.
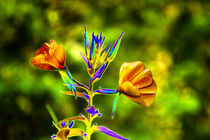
[138,80,157,94]
[131,69,153,88]
[120,81,139,96]
[34,43,49,56]
[125,94,155,107]
[32,54,60,70]
[31,54,56,70]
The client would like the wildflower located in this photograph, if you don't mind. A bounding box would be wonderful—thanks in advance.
[119,61,157,107]
[32,40,65,70]
[51,121,85,140]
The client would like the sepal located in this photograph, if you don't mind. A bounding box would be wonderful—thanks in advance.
[59,67,76,98]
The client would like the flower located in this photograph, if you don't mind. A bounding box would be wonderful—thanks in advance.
[32,40,65,70]
[51,121,85,140]
[118,61,157,107]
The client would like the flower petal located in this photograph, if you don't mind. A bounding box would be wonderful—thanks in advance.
[53,44,65,67]
[125,93,155,107]
[92,126,129,140]
[120,81,138,96]
[56,128,70,139]
[119,61,145,86]
[31,41,65,70]
[56,128,84,139]
[138,80,157,94]
[131,69,153,88]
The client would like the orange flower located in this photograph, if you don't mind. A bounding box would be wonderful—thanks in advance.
[119,61,157,107]
[31,40,65,70]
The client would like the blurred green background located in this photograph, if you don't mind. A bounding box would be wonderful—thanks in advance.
[0,0,210,140]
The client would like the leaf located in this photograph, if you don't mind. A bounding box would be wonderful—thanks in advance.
[92,125,128,140]
[112,92,121,119]
[45,104,58,123]
[108,32,124,62]
[62,91,89,101]
[94,88,118,94]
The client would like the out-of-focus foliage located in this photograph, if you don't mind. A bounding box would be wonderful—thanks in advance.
[0,0,209,140]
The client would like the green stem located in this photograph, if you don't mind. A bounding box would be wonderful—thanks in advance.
[86,78,94,140]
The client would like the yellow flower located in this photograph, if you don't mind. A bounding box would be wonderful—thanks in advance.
[119,61,157,107]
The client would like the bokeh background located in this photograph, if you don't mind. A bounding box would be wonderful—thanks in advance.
[0,0,210,140]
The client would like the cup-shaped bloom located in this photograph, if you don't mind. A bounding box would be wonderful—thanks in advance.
[119,61,157,107]
[32,40,65,70]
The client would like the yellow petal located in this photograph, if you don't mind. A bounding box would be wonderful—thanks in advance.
[68,128,84,137]
[131,69,153,88]
[54,44,65,66]
[120,81,139,96]
[119,61,145,86]
[138,80,157,94]
[141,94,156,107]
[125,94,155,107]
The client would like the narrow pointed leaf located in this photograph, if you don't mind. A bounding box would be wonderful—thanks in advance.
[46,104,58,123]
[92,126,128,140]
[57,116,88,125]
[94,88,118,94]
[61,91,89,101]
[112,92,121,119]
[108,32,124,62]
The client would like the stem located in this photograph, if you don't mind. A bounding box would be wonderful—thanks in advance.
[86,77,94,140]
